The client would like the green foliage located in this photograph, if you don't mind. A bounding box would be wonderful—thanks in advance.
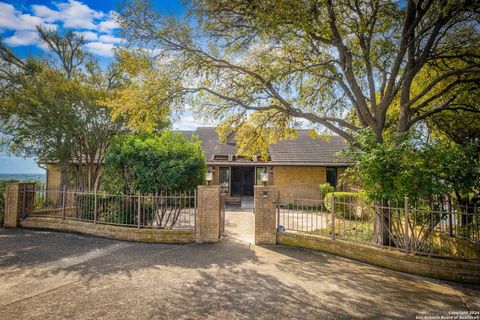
[103,130,206,193]
[75,194,142,225]
[116,0,479,157]
[344,130,480,203]
[319,183,334,198]
[0,29,127,189]
[324,192,368,220]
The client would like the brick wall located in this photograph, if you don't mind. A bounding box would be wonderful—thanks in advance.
[4,183,36,227]
[273,166,326,196]
[254,186,277,245]
[196,185,222,243]
[277,232,480,284]
[20,217,195,243]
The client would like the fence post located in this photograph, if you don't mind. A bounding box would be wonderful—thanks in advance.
[448,197,453,237]
[61,185,66,220]
[4,183,35,227]
[94,189,97,224]
[254,186,277,245]
[22,184,27,217]
[404,197,409,254]
[277,191,280,227]
[137,193,141,229]
[331,194,335,240]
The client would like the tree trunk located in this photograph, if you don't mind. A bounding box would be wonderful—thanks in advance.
[374,200,391,246]
[397,107,410,133]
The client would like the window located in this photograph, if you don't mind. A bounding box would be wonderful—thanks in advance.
[219,167,230,191]
[326,167,337,188]
[255,167,267,185]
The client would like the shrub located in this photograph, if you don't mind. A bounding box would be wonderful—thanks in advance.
[324,192,369,220]
[319,183,334,198]
[102,130,206,194]
[75,193,154,226]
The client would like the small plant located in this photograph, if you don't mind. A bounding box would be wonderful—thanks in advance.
[319,183,334,198]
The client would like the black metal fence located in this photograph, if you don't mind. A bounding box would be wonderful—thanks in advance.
[277,192,480,260]
[26,186,196,229]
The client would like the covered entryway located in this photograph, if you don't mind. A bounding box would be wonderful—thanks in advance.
[225,166,255,243]
[231,166,254,197]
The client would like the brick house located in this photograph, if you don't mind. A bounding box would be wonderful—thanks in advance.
[182,127,352,204]
[45,127,353,203]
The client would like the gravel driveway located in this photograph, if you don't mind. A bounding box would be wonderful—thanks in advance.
[0,212,479,319]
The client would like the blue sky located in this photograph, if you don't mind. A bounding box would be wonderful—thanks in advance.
[0,0,208,174]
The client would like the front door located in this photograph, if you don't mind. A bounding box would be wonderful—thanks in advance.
[231,166,254,196]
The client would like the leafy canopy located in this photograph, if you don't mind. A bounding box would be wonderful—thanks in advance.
[103,131,206,193]
[344,130,480,203]
[0,28,127,189]
[113,0,479,155]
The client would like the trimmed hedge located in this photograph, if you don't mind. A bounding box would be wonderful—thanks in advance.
[324,192,370,219]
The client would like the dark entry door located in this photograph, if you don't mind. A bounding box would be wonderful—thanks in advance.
[231,167,254,196]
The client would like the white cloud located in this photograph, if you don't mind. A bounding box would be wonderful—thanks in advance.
[32,0,104,30]
[31,4,60,22]
[0,1,121,55]
[98,34,122,44]
[33,1,119,32]
[57,0,104,29]
[4,30,40,46]
[173,114,210,130]
[84,41,114,57]
[98,19,119,33]
[0,2,56,32]
[75,31,98,41]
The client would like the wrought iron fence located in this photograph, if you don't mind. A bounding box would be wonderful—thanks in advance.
[26,186,196,229]
[277,192,480,260]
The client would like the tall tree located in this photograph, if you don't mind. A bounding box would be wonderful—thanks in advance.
[114,0,479,152]
[0,29,126,190]
[114,0,480,246]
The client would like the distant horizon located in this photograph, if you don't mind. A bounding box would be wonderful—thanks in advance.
[0,172,44,175]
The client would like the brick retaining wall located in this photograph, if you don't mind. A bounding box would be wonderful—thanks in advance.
[277,231,480,284]
[20,217,195,244]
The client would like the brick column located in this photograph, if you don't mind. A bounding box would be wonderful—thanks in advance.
[196,185,222,243]
[4,182,36,228]
[254,186,277,245]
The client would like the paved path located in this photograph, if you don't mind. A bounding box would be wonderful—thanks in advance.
[0,218,479,319]
[225,207,255,243]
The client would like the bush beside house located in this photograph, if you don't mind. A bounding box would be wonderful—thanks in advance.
[324,192,369,219]
[102,130,206,194]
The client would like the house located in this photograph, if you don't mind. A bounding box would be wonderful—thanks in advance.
[45,127,353,203]
[189,127,352,204]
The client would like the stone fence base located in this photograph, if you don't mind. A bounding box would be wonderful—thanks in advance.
[277,231,480,284]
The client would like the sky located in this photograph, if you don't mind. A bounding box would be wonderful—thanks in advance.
[0,0,208,174]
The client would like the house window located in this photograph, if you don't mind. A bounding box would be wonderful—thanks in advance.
[326,167,337,188]
[219,167,230,192]
[255,167,267,185]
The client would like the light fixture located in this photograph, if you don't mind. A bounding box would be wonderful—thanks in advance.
[205,171,213,185]
[260,172,268,186]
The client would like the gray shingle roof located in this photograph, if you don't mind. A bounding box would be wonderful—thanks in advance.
[187,127,351,166]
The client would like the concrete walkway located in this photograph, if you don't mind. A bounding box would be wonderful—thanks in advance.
[224,206,255,243]
[0,226,479,319]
